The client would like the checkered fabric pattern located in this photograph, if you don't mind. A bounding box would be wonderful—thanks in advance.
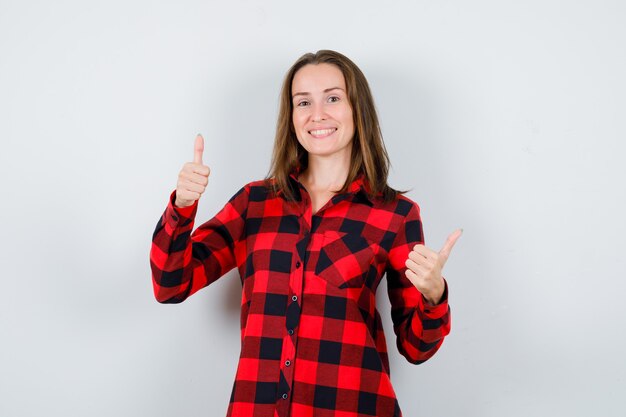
[150,172,451,417]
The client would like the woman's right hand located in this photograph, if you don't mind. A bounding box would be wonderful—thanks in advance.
[174,134,211,208]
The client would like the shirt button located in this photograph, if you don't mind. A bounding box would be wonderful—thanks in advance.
[295,261,301,268]
[291,295,298,302]
[287,329,294,335]
[282,393,288,400]
[285,360,291,366]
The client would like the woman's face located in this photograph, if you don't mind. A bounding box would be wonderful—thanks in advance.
[291,63,355,162]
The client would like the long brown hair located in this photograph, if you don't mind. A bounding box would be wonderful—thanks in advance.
[266,50,404,203]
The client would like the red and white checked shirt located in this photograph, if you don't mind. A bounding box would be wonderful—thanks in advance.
[150,172,451,417]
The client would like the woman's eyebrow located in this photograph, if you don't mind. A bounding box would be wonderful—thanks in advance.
[292,87,345,98]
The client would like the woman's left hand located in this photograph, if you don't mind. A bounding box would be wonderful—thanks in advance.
[405,229,463,305]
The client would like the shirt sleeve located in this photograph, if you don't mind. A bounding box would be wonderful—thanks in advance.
[149,185,249,303]
[385,200,451,364]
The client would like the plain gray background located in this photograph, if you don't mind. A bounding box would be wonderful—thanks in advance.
[1,0,625,416]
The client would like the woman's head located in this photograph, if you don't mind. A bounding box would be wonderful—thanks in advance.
[268,49,401,202]
[290,62,355,163]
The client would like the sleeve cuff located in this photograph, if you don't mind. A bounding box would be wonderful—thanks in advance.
[422,278,449,318]
[165,190,198,227]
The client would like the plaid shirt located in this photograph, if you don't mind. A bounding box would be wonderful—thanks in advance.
[150,172,451,417]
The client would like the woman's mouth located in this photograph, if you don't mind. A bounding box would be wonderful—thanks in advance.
[308,128,337,138]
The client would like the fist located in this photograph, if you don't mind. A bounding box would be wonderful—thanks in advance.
[404,229,462,305]
[175,134,211,207]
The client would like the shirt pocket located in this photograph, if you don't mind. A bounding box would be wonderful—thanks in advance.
[315,231,378,289]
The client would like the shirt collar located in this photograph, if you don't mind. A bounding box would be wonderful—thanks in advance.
[287,167,374,204]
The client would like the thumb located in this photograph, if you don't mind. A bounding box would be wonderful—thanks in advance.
[193,134,204,164]
[439,228,463,265]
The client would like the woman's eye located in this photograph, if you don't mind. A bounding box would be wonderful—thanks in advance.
[328,96,340,103]
[297,100,310,107]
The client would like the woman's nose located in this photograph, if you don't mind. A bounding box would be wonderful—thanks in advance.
[311,103,327,122]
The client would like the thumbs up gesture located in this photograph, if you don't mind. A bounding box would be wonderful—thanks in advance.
[174,134,211,208]
[404,229,463,305]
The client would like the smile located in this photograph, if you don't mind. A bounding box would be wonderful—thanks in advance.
[308,128,337,138]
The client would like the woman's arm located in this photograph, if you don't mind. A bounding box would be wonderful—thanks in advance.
[149,185,249,303]
[385,200,452,364]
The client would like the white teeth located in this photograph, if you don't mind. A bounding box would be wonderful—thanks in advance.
[309,128,336,136]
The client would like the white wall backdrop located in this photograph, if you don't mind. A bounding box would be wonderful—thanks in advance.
[1,0,625,416]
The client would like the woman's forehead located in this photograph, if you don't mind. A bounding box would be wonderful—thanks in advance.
[291,63,346,95]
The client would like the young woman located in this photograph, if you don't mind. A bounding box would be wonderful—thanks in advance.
[150,50,461,417]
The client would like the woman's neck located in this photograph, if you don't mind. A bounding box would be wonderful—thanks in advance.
[299,154,350,192]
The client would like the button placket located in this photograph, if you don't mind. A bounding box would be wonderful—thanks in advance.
[277,199,310,417]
